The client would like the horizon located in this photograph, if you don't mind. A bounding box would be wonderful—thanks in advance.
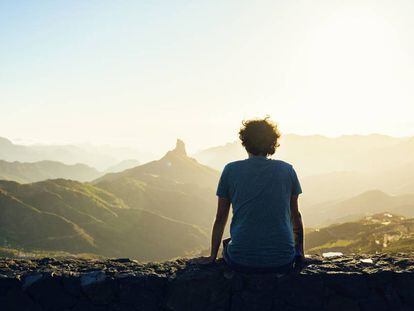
[3,131,413,159]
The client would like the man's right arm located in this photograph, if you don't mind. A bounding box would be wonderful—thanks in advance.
[290,194,304,258]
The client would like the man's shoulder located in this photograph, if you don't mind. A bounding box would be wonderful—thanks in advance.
[223,159,247,170]
[270,159,293,169]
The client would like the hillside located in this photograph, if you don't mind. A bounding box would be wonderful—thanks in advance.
[0,159,101,183]
[306,212,414,254]
[95,140,220,229]
[0,179,208,261]
[302,190,414,227]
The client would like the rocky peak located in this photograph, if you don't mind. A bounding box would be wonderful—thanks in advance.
[166,139,187,157]
[173,139,187,156]
[160,139,189,163]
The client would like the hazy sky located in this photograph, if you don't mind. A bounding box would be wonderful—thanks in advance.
[1,0,414,154]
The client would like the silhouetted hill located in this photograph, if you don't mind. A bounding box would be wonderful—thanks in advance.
[303,190,414,227]
[0,179,208,261]
[0,160,101,183]
[306,212,414,254]
[95,139,219,229]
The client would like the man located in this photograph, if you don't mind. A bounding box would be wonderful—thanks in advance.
[196,117,304,272]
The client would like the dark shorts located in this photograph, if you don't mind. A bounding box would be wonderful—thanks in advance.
[222,238,294,274]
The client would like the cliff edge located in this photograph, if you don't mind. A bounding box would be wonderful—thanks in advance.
[0,254,413,311]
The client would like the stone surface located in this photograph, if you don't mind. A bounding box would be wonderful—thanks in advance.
[0,254,413,310]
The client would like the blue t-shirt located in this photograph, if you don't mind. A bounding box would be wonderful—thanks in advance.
[216,156,302,267]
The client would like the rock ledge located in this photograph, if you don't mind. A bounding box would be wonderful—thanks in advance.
[0,254,413,311]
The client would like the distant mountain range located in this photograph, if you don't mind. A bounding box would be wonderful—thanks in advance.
[303,190,414,227]
[300,160,414,206]
[305,212,414,254]
[0,136,146,183]
[194,134,413,176]
[0,160,101,183]
[0,136,148,171]
[0,158,144,184]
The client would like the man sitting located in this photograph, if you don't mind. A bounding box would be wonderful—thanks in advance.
[197,117,304,273]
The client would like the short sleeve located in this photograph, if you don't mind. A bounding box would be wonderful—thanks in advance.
[290,166,302,196]
[216,164,231,199]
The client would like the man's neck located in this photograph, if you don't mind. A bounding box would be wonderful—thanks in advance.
[248,153,267,159]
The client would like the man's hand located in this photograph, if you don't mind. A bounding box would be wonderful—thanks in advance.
[191,255,216,265]
[293,255,313,273]
[294,255,305,268]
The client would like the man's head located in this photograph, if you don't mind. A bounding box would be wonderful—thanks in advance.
[239,117,281,156]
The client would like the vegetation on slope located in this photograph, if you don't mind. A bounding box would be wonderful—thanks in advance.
[0,179,208,261]
[306,212,414,254]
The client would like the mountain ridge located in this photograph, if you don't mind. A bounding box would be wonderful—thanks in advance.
[94,140,219,229]
[0,159,101,183]
[0,136,147,171]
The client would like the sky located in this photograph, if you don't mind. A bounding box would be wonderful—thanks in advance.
[1,0,414,155]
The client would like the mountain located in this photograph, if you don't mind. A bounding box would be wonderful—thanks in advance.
[0,160,101,183]
[0,137,149,170]
[303,190,414,227]
[305,212,414,254]
[0,179,208,261]
[94,139,220,229]
[104,159,140,173]
[300,160,414,205]
[300,171,372,206]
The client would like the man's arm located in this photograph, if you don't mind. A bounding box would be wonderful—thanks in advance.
[210,197,231,260]
[290,194,304,257]
[194,197,230,264]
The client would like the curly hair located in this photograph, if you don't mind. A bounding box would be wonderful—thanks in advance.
[239,117,281,156]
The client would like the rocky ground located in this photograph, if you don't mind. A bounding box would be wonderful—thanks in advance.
[0,254,414,310]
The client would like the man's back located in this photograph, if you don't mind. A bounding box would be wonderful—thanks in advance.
[217,156,302,267]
